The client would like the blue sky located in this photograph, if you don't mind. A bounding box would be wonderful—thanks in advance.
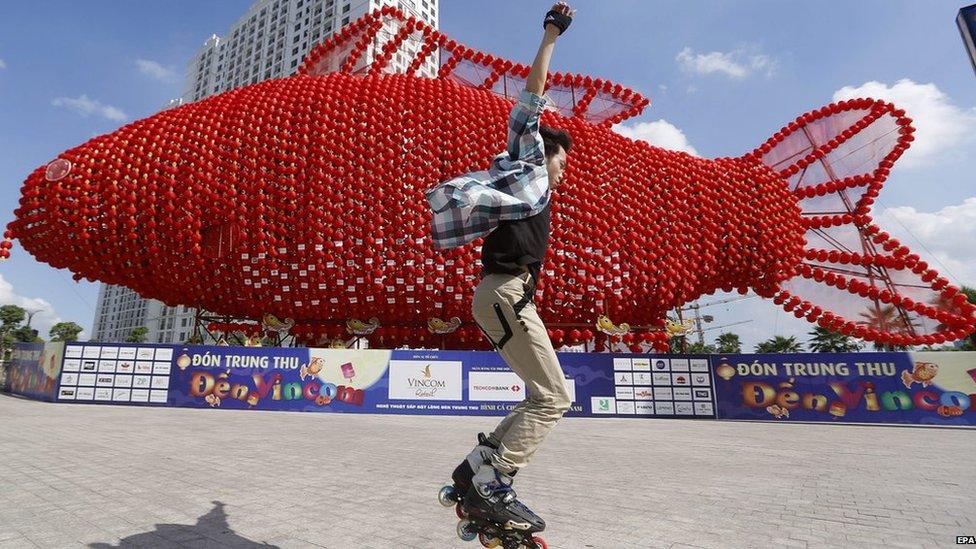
[1,1,973,350]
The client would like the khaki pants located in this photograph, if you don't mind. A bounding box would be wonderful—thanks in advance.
[471,272,572,473]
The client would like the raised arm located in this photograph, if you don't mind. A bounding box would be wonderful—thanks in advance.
[526,2,575,96]
[505,3,575,163]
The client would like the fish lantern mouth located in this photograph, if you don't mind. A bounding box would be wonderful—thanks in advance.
[45,159,72,182]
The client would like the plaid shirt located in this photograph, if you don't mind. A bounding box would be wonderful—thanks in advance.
[426,90,551,249]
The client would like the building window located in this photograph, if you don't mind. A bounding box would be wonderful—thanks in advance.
[342,4,350,13]
[342,16,349,25]
[291,59,298,68]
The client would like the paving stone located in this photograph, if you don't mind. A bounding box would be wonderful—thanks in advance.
[1,394,973,549]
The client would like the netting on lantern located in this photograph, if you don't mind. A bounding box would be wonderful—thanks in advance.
[299,6,649,126]
[752,98,975,346]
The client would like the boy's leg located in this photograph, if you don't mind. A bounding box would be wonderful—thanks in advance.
[472,273,572,473]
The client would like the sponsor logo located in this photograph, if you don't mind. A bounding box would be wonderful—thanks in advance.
[634,387,653,400]
[655,401,675,415]
[389,361,462,400]
[81,361,96,371]
[654,359,669,371]
[59,388,76,400]
[654,387,673,400]
[673,387,693,401]
[96,375,114,386]
[78,374,97,386]
[672,374,689,386]
[76,387,95,400]
[694,388,712,400]
[632,358,651,371]
[635,402,654,415]
[675,402,695,415]
[695,402,715,416]
[652,373,671,385]
[690,358,709,372]
[615,386,635,400]
[671,359,690,372]
[633,372,653,385]
[692,374,710,386]
[615,372,634,385]
[591,397,616,414]
[469,371,525,402]
[613,358,633,371]
[616,401,636,414]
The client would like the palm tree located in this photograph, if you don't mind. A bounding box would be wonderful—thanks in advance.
[687,341,716,354]
[807,326,861,353]
[858,304,916,351]
[715,332,742,354]
[755,335,804,353]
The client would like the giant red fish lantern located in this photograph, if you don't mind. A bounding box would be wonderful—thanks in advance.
[7,8,975,351]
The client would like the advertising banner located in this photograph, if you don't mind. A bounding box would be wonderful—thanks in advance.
[57,343,174,404]
[169,346,388,412]
[712,352,976,426]
[7,342,64,401]
[165,346,717,418]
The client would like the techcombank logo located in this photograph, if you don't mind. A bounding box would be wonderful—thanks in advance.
[388,360,462,401]
[469,371,525,402]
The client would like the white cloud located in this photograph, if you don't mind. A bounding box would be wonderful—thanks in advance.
[52,94,127,122]
[676,45,776,79]
[0,59,6,69]
[832,79,976,168]
[136,58,176,81]
[612,119,699,156]
[0,274,75,340]
[876,197,976,287]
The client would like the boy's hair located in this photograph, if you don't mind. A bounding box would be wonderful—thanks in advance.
[540,125,572,159]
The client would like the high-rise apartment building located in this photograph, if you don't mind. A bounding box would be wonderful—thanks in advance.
[92,0,440,344]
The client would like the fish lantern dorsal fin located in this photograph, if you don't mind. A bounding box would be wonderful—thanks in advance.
[298,7,649,126]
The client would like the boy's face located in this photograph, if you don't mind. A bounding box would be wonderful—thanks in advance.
[547,146,567,190]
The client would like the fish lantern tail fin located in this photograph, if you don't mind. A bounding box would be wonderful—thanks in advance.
[748,99,976,348]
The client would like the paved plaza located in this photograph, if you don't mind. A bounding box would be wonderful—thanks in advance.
[0,393,973,548]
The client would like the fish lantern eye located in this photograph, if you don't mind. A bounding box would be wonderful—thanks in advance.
[45,159,72,182]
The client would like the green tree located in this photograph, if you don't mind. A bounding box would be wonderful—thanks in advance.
[807,326,862,353]
[960,286,976,350]
[755,335,804,353]
[125,327,149,343]
[715,332,742,354]
[11,326,41,343]
[0,305,26,328]
[49,322,84,342]
[0,304,27,360]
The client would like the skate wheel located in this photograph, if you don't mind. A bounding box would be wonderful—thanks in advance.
[455,502,469,519]
[438,485,457,507]
[531,536,548,549]
[479,532,501,548]
[456,519,477,542]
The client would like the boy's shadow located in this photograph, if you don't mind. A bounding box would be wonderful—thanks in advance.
[89,501,278,548]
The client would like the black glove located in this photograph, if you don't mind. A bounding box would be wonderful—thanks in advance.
[543,9,572,35]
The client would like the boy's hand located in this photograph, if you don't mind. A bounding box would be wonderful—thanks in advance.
[544,2,576,36]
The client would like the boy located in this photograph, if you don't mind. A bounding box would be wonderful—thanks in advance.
[426,2,576,531]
